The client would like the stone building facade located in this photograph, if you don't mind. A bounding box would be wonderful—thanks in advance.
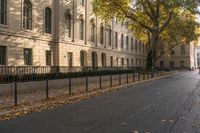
[0,0,147,69]
[0,0,197,70]
[156,42,197,70]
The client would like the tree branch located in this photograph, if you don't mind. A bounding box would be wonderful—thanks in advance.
[158,12,173,34]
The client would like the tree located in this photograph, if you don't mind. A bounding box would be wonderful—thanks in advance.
[92,0,200,70]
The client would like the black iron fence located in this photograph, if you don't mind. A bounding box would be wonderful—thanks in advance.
[0,66,142,84]
[10,70,175,106]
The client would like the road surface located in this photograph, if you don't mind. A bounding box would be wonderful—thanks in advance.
[0,71,200,133]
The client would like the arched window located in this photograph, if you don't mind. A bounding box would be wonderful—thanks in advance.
[101,53,106,67]
[181,45,185,55]
[135,39,138,53]
[65,10,71,37]
[100,26,104,44]
[92,52,98,68]
[23,0,32,30]
[91,23,95,42]
[121,34,124,48]
[131,38,133,51]
[108,27,112,46]
[116,57,119,67]
[121,58,124,67]
[126,36,129,50]
[45,7,52,34]
[80,19,84,40]
[0,0,7,25]
[80,50,87,67]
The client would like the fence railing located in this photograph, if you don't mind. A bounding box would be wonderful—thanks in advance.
[0,66,142,75]
[0,66,143,84]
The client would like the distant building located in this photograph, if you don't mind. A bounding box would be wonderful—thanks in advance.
[197,45,200,67]
[156,41,198,70]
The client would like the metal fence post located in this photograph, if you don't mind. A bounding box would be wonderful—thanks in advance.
[110,74,112,87]
[99,75,102,89]
[86,76,88,92]
[46,79,49,100]
[126,73,129,84]
[138,72,140,81]
[119,74,121,85]
[69,77,72,95]
[143,73,145,80]
[14,82,18,106]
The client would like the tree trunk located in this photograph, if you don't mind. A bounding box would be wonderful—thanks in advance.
[146,30,159,71]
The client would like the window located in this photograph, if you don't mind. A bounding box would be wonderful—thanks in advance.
[100,26,104,44]
[80,51,86,67]
[116,57,119,67]
[170,60,174,68]
[139,41,142,53]
[115,32,118,48]
[131,59,134,66]
[45,7,52,34]
[135,40,138,53]
[171,48,175,55]
[126,36,129,50]
[127,58,129,66]
[181,45,185,55]
[108,28,112,46]
[80,0,84,6]
[0,0,7,25]
[91,23,95,42]
[23,0,32,30]
[46,51,51,66]
[121,58,124,67]
[92,52,98,68]
[180,60,185,67]
[131,38,133,51]
[68,52,73,67]
[121,34,124,48]
[24,48,32,65]
[110,56,113,67]
[65,10,71,37]
[160,61,164,67]
[101,53,106,67]
[0,46,6,65]
[79,19,84,40]
[142,43,145,54]
[136,59,138,67]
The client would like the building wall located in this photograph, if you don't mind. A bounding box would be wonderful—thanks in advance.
[0,0,196,69]
[156,42,198,69]
[0,0,147,68]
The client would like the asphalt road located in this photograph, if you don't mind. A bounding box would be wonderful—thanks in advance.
[0,71,200,133]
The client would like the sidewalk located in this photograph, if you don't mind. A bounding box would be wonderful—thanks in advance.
[0,71,178,121]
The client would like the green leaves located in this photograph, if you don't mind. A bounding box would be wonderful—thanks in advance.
[93,0,200,68]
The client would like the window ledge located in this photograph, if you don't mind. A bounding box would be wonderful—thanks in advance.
[0,24,9,28]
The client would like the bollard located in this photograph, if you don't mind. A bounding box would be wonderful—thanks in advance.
[14,82,18,106]
[46,79,49,100]
[110,75,113,87]
[86,76,88,92]
[133,72,135,82]
[99,75,102,89]
[69,77,72,95]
